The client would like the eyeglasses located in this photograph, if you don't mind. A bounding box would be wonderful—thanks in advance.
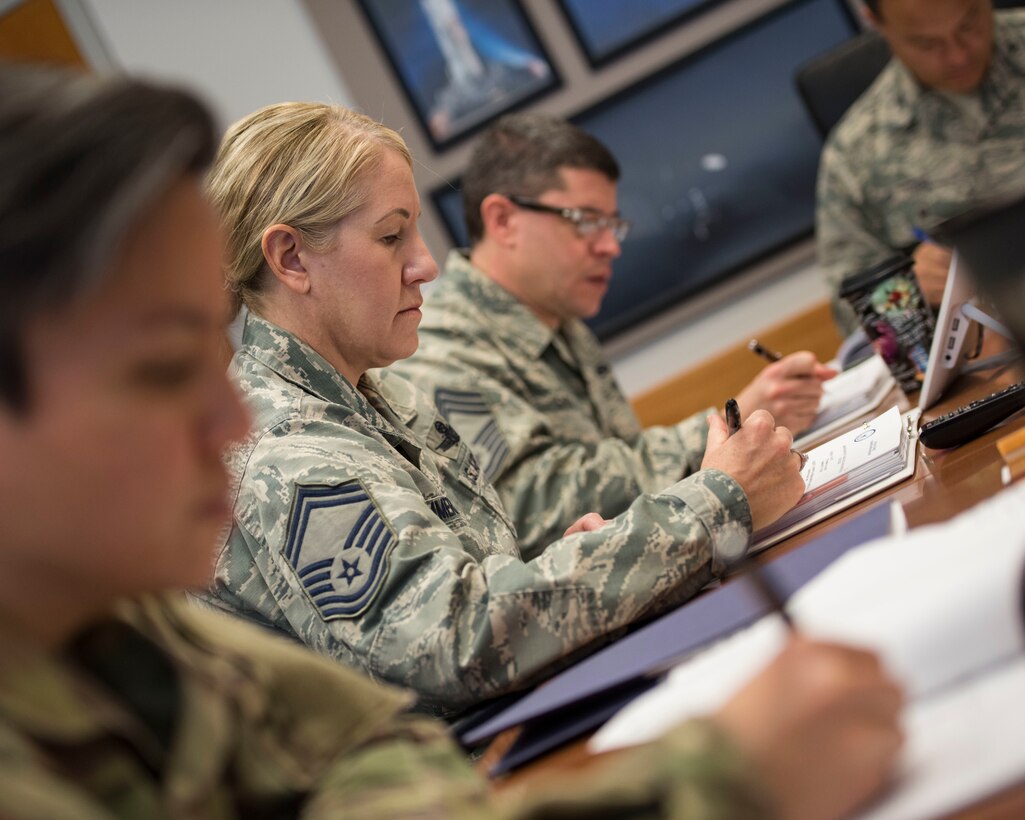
[507,195,632,243]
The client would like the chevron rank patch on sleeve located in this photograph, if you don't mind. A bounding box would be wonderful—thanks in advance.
[433,388,509,482]
[282,480,396,620]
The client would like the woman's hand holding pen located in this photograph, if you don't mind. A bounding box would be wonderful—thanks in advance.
[735,351,837,434]
[701,410,805,531]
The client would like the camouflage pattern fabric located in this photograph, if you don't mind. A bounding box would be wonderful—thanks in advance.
[816,10,1025,335]
[0,594,775,819]
[393,251,713,560]
[205,315,751,718]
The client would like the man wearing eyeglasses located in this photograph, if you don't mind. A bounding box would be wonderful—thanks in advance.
[395,113,832,558]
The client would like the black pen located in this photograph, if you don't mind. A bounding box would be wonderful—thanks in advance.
[736,555,796,631]
[725,398,742,437]
[748,338,783,363]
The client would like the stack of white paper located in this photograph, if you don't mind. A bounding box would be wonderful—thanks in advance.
[591,480,1025,819]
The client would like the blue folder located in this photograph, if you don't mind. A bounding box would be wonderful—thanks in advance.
[461,503,892,758]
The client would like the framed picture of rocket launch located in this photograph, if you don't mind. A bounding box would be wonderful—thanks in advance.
[357,0,559,151]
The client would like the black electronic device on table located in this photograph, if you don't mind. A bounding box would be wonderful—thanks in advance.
[918,381,1025,450]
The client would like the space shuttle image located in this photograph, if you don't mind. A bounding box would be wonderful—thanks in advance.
[419,0,487,92]
[417,0,550,141]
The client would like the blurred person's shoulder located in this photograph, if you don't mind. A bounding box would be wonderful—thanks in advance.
[827,58,912,161]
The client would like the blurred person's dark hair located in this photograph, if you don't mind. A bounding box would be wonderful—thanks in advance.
[461,112,619,245]
[0,63,216,411]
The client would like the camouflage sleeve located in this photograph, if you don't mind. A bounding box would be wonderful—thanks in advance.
[161,600,774,820]
[229,418,751,716]
[669,409,713,474]
[816,136,895,336]
[401,337,713,561]
[303,717,774,820]
[497,408,715,562]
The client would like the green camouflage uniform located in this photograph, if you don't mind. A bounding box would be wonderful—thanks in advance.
[393,251,713,559]
[205,315,750,718]
[816,10,1025,335]
[0,594,774,819]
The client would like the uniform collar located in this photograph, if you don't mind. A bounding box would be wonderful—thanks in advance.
[241,313,356,406]
[443,250,590,363]
[239,313,418,429]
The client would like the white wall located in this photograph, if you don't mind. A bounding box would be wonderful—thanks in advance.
[62,0,354,128]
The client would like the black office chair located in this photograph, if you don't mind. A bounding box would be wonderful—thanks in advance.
[795,31,892,139]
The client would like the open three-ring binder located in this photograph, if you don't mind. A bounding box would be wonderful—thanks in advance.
[753,405,920,551]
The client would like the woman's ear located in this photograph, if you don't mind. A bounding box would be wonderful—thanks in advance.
[262,224,311,295]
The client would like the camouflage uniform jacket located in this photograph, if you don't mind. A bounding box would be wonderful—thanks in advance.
[0,595,774,819]
[816,9,1025,334]
[206,314,751,718]
[393,251,713,559]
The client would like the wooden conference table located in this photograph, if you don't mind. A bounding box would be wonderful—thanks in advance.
[482,363,1025,819]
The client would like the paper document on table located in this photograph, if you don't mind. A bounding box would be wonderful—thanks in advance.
[856,657,1025,820]
[752,406,918,550]
[591,480,1025,819]
[795,355,895,448]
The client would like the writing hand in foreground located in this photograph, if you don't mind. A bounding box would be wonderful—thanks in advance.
[912,241,952,307]
[714,638,904,820]
[735,352,837,435]
[563,513,610,538]
[701,411,805,531]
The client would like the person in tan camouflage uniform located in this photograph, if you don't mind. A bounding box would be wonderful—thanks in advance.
[817,0,1025,334]
[0,64,903,820]
[202,102,816,718]
[394,114,835,557]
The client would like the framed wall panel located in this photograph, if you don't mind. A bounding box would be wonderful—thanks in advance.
[356,0,559,151]
[555,0,723,67]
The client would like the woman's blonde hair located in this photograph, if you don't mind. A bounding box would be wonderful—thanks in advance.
[207,102,410,316]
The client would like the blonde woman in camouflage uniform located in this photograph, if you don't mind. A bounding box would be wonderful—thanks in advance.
[817,0,1025,333]
[204,103,812,719]
[0,64,903,820]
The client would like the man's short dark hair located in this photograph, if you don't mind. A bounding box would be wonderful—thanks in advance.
[0,64,216,410]
[460,112,619,245]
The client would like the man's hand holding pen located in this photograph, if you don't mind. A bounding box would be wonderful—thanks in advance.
[735,343,838,434]
[701,408,805,531]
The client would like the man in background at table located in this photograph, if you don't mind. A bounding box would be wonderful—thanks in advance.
[394,113,834,558]
[816,0,1025,334]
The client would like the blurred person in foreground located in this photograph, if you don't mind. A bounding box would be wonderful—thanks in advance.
[395,112,836,557]
[0,63,903,820]
[205,102,811,719]
[817,0,1025,334]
